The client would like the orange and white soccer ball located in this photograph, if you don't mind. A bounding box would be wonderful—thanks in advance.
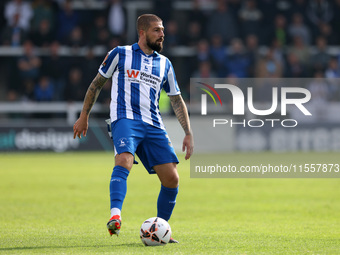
[140,217,171,246]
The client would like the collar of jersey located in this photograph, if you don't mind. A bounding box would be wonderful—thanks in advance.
[132,43,159,57]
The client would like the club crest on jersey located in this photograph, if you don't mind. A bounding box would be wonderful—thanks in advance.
[102,53,109,67]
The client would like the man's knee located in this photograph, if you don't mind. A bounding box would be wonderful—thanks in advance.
[162,168,179,188]
[115,152,134,170]
[169,171,179,187]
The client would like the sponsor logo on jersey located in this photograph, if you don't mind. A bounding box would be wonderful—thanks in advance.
[126,69,162,90]
[127,70,140,78]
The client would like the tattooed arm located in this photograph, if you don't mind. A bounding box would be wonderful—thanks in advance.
[169,94,194,160]
[73,73,108,139]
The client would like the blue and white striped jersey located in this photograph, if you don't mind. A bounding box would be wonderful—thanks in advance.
[99,43,180,130]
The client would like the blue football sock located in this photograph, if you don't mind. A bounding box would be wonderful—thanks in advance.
[157,185,178,221]
[110,166,130,210]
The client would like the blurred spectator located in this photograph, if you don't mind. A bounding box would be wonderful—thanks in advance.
[57,0,79,43]
[245,34,259,77]
[184,21,202,47]
[17,40,41,83]
[89,14,110,47]
[5,0,33,31]
[225,38,250,78]
[238,0,262,40]
[29,19,54,47]
[265,14,288,47]
[81,47,102,86]
[256,48,283,78]
[108,0,126,40]
[21,78,35,101]
[7,90,19,102]
[66,26,85,49]
[325,58,340,101]
[192,61,217,78]
[196,39,211,63]
[164,20,181,49]
[318,22,339,45]
[64,68,85,102]
[325,58,340,79]
[41,41,66,100]
[308,70,329,120]
[207,0,238,44]
[189,0,208,37]
[192,39,211,74]
[31,0,55,32]
[269,38,284,65]
[288,13,311,45]
[1,13,27,46]
[108,36,122,51]
[310,36,330,71]
[34,76,54,101]
[309,70,329,98]
[288,35,310,66]
[306,0,333,39]
[188,39,211,73]
[284,52,308,78]
[210,34,226,77]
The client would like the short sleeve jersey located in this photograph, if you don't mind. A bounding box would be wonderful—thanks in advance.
[98,43,180,130]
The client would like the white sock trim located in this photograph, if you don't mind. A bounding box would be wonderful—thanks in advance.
[110,208,121,218]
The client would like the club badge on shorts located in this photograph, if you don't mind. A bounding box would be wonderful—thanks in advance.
[118,137,128,147]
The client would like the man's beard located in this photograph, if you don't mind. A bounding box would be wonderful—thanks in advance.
[146,36,163,53]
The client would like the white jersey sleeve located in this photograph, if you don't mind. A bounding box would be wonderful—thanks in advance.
[98,47,120,78]
[163,58,181,96]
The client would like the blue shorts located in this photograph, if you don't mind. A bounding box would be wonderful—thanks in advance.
[109,118,179,174]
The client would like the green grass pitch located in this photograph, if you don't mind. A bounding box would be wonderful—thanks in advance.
[1,152,340,254]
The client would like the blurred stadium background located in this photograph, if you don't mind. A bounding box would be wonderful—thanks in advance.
[2,2,340,253]
[1,0,340,153]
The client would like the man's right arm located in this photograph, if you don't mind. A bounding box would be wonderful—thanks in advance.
[81,73,108,116]
[73,73,108,139]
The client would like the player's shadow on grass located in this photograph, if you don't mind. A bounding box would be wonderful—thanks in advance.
[0,243,143,251]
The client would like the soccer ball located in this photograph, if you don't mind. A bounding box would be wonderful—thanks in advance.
[140,217,171,246]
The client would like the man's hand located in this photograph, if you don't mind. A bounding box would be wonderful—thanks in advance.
[73,114,88,139]
[182,133,194,160]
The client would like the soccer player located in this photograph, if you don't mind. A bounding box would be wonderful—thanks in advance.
[73,14,193,243]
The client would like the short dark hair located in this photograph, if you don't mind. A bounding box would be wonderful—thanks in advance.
[136,14,162,35]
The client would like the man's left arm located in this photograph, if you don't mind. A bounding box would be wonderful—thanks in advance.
[169,94,194,160]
